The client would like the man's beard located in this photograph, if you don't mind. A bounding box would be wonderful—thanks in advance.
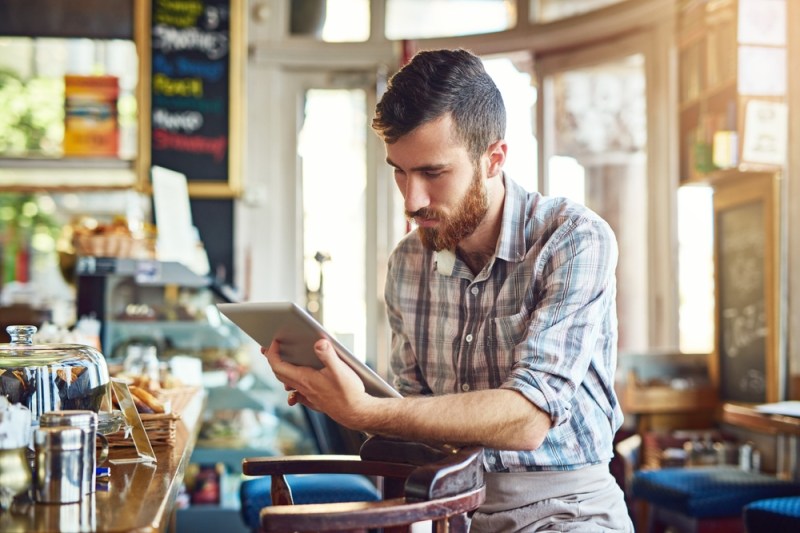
[408,167,489,252]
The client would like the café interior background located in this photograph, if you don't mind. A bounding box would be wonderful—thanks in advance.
[0,0,799,443]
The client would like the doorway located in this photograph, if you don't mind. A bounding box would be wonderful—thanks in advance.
[282,69,398,369]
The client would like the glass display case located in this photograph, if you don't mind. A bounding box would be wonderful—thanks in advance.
[73,256,313,529]
[75,256,239,361]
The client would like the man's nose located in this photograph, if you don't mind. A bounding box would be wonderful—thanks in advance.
[402,175,429,214]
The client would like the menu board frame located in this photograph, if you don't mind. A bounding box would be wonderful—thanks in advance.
[135,0,243,198]
[709,171,782,403]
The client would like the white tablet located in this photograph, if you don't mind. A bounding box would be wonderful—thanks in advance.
[217,301,401,399]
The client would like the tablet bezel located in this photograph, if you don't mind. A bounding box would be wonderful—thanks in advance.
[217,301,401,398]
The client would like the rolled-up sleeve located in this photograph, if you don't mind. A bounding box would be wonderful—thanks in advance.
[500,216,618,428]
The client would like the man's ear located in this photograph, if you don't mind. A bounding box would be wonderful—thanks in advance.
[486,139,508,178]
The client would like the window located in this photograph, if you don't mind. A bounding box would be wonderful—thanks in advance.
[0,37,138,159]
[483,55,538,191]
[291,0,370,42]
[544,54,649,353]
[386,0,516,40]
[678,185,714,353]
[300,88,368,358]
[530,0,625,23]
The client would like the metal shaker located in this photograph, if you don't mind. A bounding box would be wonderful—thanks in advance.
[34,426,83,504]
[40,410,103,494]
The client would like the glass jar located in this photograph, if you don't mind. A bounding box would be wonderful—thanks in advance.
[123,342,160,384]
[0,325,110,424]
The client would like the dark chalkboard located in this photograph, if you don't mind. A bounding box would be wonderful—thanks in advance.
[712,172,780,403]
[717,201,766,402]
[149,0,241,197]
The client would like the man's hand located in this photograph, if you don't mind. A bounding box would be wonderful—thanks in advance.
[261,338,374,428]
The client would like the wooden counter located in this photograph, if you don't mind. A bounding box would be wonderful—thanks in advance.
[0,388,206,532]
[722,402,800,437]
[721,402,800,481]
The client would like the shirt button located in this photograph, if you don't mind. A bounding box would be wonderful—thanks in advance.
[465,334,473,343]
[488,455,496,464]
[470,287,479,295]
[461,383,470,392]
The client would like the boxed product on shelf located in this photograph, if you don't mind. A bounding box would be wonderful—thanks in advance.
[63,74,120,157]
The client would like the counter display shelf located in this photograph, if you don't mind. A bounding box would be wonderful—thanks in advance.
[73,256,289,531]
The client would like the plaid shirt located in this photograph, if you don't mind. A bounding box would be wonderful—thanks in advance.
[385,175,623,472]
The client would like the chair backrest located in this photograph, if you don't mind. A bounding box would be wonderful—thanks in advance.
[242,435,486,532]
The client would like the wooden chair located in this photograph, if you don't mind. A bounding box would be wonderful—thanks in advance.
[242,435,486,533]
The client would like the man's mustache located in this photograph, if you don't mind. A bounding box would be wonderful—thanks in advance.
[406,207,440,221]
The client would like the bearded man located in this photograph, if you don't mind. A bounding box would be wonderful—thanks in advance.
[265,48,632,532]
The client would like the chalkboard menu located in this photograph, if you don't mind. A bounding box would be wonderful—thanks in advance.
[149,0,241,197]
[712,172,780,403]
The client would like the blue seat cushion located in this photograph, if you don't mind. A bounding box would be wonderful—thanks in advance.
[239,473,381,529]
[744,496,800,530]
[631,466,800,519]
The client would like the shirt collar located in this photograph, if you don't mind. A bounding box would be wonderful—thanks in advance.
[432,174,528,276]
[495,174,528,264]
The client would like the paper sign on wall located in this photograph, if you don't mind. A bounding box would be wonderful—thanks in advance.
[741,100,788,167]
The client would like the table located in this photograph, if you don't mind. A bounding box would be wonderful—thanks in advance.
[722,402,800,481]
[0,388,205,532]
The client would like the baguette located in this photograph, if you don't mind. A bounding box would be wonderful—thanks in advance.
[129,385,166,414]
[131,395,155,414]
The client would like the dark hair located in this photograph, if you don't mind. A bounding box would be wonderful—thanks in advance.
[372,48,506,162]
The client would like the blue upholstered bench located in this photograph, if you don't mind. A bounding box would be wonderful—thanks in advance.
[631,466,800,533]
[239,473,382,531]
[743,495,800,531]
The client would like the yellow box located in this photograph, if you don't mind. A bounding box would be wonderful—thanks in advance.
[63,75,120,157]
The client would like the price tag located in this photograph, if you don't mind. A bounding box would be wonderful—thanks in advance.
[110,379,157,464]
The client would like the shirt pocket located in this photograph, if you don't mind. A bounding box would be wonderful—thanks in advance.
[490,311,530,350]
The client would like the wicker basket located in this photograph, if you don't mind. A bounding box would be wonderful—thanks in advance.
[107,387,200,448]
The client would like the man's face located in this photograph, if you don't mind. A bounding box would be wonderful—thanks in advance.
[386,115,489,251]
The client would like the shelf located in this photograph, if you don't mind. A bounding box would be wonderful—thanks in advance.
[0,157,137,191]
[680,165,783,187]
[0,156,134,169]
[677,0,787,184]
[0,163,138,191]
[76,256,210,287]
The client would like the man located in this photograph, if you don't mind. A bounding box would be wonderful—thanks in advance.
[264,48,632,531]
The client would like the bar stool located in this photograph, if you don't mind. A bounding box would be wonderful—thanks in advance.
[743,495,800,531]
[632,466,800,533]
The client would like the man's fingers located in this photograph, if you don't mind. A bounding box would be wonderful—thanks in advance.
[315,339,350,371]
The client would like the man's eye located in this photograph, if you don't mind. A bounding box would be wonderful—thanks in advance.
[424,170,442,179]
